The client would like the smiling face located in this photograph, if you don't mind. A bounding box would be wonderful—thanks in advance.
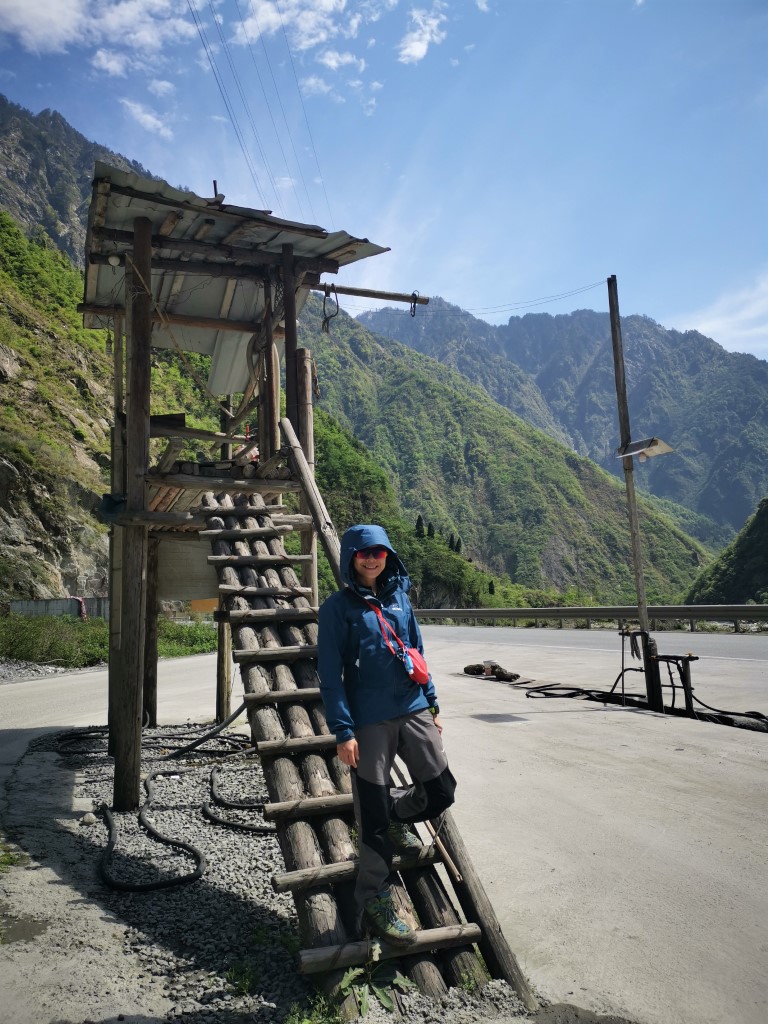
[352,546,388,590]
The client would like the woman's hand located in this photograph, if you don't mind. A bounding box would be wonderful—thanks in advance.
[433,715,443,735]
[337,738,359,768]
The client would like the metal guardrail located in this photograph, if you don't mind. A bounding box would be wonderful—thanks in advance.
[416,604,768,632]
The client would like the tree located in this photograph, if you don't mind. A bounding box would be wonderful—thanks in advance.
[489,580,495,595]
[448,533,455,551]
[415,514,425,537]
[455,537,462,554]
[427,522,435,538]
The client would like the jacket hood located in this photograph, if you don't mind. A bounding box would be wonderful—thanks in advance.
[339,524,410,593]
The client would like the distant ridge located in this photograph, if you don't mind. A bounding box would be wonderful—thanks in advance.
[359,298,768,535]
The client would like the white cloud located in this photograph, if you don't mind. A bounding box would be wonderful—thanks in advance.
[119,97,173,140]
[397,2,448,64]
[148,78,175,97]
[670,271,768,358]
[476,0,490,11]
[317,49,366,72]
[300,75,333,96]
[210,114,229,122]
[449,57,459,66]
[0,0,197,55]
[91,48,131,76]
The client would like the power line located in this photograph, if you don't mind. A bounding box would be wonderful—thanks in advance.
[238,0,318,223]
[274,0,335,228]
[340,280,606,317]
[186,0,269,209]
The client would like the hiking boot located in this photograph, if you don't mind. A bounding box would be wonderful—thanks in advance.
[363,891,416,945]
[387,820,423,852]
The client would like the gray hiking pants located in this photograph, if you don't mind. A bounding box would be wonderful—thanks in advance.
[351,709,457,915]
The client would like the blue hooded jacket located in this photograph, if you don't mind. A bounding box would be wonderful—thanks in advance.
[318,524,438,743]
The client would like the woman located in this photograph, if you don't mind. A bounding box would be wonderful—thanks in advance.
[318,524,456,944]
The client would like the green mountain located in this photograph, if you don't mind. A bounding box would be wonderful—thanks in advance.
[359,298,768,537]
[0,93,154,269]
[686,499,768,604]
[300,296,709,604]
[0,213,504,608]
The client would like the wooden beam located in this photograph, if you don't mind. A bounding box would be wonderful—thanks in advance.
[298,924,483,975]
[217,584,313,598]
[280,418,342,587]
[283,244,299,436]
[89,225,335,272]
[314,283,429,305]
[150,424,248,443]
[79,303,266,335]
[199,525,292,540]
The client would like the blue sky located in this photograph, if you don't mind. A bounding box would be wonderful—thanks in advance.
[0,0,766,357]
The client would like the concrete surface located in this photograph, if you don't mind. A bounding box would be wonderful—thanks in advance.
[1,628,767,1024]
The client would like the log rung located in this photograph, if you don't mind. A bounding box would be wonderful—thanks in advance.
[298,923,483,974]
[146,472,301,493]
[218,584,313,598]
[197,504,288,516]
[200,526,293,540]
[272,847,440,892]
[244,688,322,706]
[217,607,318,624]
[263,791,352,820]
[256,734,338,759]
[208,554,314,566]
[232,644,318,664]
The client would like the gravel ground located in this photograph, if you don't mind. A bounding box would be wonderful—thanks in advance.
[0,658,637,1024]
[0,656,76,683]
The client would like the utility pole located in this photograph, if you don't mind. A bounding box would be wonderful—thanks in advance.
[607,276,664,713]
[607,275,649,632]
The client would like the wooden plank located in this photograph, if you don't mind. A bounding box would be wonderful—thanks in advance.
[244,688,322,706]
[150,424,247,444]
[79,302,265,334]
[272,848,441,892]
[255,734,337,757]
[232,645,318,665]
[207,553,314,567]
[298,924,483,974]
[262,791,352,820]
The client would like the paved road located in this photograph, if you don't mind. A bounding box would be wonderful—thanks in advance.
[1,630,767,1024]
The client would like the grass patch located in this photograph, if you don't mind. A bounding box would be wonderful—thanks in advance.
[0,614,217,668]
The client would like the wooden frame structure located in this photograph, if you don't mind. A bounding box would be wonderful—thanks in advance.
[81,163,536,1014]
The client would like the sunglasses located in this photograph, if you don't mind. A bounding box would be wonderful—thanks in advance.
[354,547,388,560]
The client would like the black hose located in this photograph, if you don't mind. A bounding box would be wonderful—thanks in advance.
[160,701,250,759]
[201,763,276,834]
[97,769,207,891]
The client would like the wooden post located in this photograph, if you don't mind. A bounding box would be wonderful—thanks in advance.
[437,811,539,1012]
[297,348,318,606]
[216,600,233,723]
[282,244,299,437]
[113,216,152,811]
[220,395,233,461]
[108,315,126,756]
[143,534,159,727]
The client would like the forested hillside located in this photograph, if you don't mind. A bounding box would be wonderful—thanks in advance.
[686,498,768,605]
[359,298,768,538]
[0,213,514,607]
[301,296,709,604]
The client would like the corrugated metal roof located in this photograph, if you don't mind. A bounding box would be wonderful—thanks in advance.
[82,162,388,394]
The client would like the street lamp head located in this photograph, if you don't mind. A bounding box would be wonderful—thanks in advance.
[615,436,674,460]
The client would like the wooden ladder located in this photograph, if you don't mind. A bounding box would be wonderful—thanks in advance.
[198,431,538,1016]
